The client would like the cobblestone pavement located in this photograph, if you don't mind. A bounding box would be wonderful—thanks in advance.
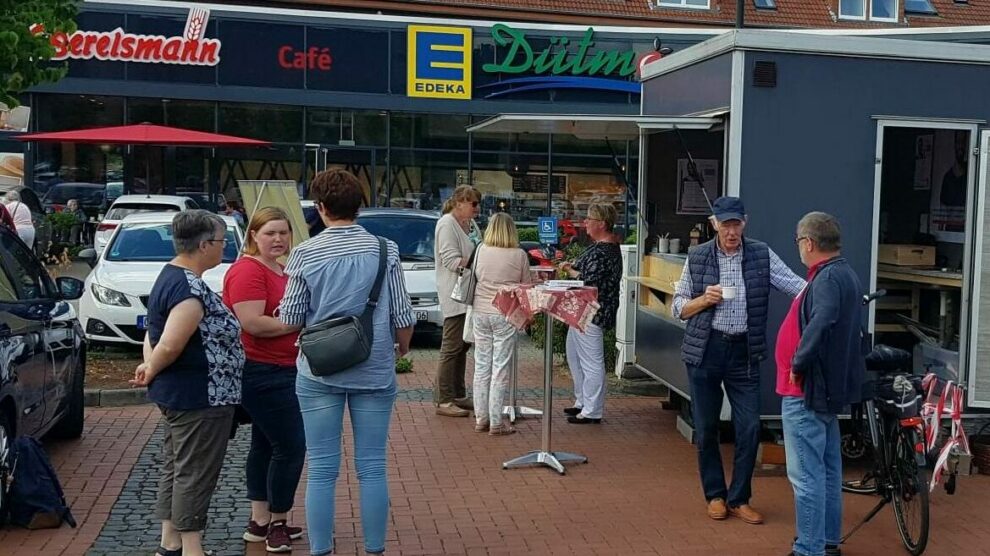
[4,337,990,556]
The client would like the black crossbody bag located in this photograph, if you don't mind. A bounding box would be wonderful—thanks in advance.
[298,237,387,376]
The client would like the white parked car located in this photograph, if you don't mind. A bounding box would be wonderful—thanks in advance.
[78,213,242,345]
[357,209,444,330]
[94,194,199,253]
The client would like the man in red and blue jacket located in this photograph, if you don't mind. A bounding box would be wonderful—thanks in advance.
[779,211,866,556]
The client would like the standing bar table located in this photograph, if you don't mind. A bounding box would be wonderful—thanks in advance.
[502,341,542,423]
[493,284,600,474]
[502,266,557,423]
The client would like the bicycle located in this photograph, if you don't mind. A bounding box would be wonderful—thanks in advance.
[839,291,930,555]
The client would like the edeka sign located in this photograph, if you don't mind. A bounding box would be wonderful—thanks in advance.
[407,25,472,100]
[48,8,221,66]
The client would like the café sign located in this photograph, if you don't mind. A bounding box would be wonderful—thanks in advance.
[47,8,221,66]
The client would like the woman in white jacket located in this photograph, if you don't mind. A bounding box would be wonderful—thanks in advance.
[470,213,532,435]
[433,185,481,417]
[4,190,35,248]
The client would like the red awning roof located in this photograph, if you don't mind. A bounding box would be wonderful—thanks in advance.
[16,124,269,147]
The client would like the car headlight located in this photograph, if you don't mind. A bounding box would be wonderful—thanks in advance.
[91,283,131,307]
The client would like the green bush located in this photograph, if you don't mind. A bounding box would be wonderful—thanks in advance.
[395,357,414,374]
[518,227,538,242]
[624,230,637,245]
[46,212,76,235]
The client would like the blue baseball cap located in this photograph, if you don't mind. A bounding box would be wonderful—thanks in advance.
[712,196,746,222]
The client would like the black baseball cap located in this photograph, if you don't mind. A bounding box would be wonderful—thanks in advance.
[712,196,746,222]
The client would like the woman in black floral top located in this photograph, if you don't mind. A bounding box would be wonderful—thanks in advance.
[559,203,623,424]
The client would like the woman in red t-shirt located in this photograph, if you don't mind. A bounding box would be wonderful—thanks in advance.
[222,207,305,553]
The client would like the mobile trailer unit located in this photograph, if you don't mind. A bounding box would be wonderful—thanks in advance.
[632,30,990,418]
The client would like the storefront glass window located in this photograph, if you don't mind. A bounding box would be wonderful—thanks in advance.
[128,99,216,132]
[391,113,469,150]
[218,103,303,143]
[306,109,386,147]
[216,144,304,202]
[34,143,124,195]
[386,149,465,210]
[35,94,124,132]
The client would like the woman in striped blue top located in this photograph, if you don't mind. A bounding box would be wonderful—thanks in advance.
[277,170,415,556]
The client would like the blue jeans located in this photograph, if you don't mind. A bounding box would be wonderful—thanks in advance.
[240,360,306,514]
[782,396,842,556]
[296,374,396,555]
[686,334,760,507]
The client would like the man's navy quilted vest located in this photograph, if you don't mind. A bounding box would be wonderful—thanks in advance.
[680,237,771,366]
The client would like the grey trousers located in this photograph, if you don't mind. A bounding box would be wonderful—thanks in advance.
[154,405,235,532]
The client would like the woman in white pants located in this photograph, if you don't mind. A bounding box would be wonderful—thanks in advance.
[4,190,35,248]
[559,204,623,424]
[470,213,532,436]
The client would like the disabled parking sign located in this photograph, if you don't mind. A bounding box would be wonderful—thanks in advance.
[538,216,558,245]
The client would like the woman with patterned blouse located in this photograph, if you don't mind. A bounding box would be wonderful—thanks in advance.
[132,210,246,556]
[559,203,623,424]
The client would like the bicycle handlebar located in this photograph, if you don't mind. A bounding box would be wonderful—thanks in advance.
[863,289,886,305]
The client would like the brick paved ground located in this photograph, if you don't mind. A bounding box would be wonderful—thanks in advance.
[4,337,990,556]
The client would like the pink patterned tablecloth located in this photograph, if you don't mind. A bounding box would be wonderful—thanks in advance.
[493,284,599,332]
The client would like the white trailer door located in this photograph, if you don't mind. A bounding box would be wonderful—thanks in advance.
[967,129,990,408]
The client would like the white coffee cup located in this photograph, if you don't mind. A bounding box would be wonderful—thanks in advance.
[721,286,738,300]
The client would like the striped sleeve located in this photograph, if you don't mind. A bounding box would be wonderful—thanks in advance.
[278,247,310,326]
[768,248,807,298]
[672,262,693,320]
[386,241,415,329]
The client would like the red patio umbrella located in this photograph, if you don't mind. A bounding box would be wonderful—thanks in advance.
[16,123,268,146]
[17,123,269,193]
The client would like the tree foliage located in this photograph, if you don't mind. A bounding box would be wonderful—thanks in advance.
[0,0,78,107]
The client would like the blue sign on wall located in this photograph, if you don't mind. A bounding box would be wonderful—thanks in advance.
[538,216,558,245]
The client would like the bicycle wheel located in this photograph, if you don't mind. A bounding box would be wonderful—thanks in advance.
[891,428,930,555]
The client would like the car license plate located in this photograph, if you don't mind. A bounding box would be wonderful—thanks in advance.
[415,311,428,321]
[136,315,148,330]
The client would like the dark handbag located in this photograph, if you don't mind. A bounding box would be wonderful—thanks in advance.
[298,237,387,376]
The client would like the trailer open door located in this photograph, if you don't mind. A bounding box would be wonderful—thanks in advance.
[967,129,990,408]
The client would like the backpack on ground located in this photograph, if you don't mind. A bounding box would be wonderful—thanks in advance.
[4,437,76,529]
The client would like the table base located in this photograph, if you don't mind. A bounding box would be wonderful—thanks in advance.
[502,405,543,423]
[502,450,587,475]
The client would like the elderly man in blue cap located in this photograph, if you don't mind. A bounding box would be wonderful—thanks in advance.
[673,196,806,525]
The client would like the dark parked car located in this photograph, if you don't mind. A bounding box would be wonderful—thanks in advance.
[0,225,86,514]
[42,182,109,220]
[0,185,53,259]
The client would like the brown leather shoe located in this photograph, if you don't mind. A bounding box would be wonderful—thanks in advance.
[728,504,764,524]
[436,402,469,417]
[453,397,474,410]
[707,498,727,520]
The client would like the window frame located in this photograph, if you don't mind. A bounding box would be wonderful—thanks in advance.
[904,0,937,15]
[839,0,900,21]
[753,0,777,9]
[870,0,899,22]
[656,0,711,10]
[0,230,52,301]
[838,0,868,20]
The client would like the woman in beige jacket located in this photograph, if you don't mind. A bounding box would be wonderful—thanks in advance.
[433,185,481,417]
[470,213,532,435]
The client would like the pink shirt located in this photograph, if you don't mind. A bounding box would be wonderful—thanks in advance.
[775,294,805,397]
[775,260,824,398]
